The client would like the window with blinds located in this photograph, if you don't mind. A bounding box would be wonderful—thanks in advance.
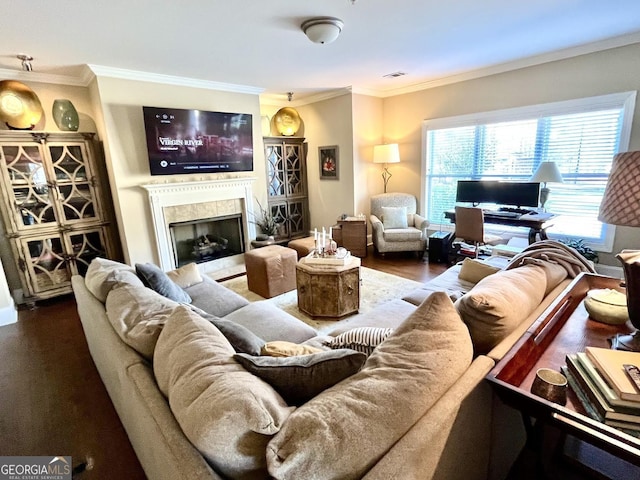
[422,92,636,251]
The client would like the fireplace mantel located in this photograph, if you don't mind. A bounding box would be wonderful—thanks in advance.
[141,178,257,273]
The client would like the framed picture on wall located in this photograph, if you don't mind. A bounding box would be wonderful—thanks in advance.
[319,145,339,180]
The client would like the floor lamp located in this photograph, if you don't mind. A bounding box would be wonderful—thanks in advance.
[373,143,400,193]
[598,151,640,351]
[530,161,563,210]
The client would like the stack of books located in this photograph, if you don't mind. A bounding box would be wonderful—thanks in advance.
[563,347,640,434]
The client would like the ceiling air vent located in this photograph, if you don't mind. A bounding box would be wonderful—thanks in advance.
[383,71,407,78]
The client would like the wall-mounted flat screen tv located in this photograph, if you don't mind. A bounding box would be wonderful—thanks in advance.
[143,106,253,175]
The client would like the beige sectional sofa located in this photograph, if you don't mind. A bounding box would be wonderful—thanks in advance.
[72,246,588,480]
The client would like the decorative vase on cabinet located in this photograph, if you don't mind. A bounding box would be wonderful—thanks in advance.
[52,99,79,131]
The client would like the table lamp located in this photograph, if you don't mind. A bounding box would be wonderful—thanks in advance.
[530,161,563,210]
[373,143,400,193]
[598,151,640,351]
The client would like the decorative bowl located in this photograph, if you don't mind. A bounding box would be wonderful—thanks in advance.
[584,288,629,325]
[273,107,301,136]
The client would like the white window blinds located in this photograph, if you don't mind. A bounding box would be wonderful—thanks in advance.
[422,92,635,250]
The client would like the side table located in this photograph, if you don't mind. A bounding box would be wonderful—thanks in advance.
[296,257,361,318]
[486,273,640,471]
[336,217,367,257]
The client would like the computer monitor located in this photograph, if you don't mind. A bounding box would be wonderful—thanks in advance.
[456,181,540,208]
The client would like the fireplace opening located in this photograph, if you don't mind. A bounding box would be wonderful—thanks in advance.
[169,214,245,267]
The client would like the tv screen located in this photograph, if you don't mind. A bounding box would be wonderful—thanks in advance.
[456,181,540,208]
[142,106,253,175]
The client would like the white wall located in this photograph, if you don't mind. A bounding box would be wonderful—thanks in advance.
[380,42,640,266]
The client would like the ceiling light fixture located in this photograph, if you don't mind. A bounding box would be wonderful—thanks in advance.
[301,17,344,45]
[17,54,33,72]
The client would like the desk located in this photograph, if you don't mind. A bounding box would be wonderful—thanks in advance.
[444,210,556,244]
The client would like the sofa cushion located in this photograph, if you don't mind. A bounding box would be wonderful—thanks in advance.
[235,349,366,406]
[193,308,265,356]
[185,276,250,317]
[458,257,502,284]
[135,262,192,303]
[225,301,317,343]
[327,327,394,356]
[261,341,324,357]
[455,264,547,355]
[154,306,293,480]
[105,283,179,360]
[266,291,473,479]
[381,206,408,229]
[85,257,139,303]
[166,262,203,288]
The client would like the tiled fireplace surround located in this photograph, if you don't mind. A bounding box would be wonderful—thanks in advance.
[142,178,257,278]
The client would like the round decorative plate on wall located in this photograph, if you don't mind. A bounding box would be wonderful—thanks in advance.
[0,80,43,129]
[273,107,301,136]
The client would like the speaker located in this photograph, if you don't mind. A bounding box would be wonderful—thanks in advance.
[428,232,453,263]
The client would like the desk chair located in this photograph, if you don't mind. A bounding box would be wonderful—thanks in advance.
[452,206,505,259]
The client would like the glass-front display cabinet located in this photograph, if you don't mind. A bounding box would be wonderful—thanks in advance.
[0,132,118,302]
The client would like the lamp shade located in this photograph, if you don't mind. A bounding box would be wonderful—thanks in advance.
[530,161,564,184]
[599,151,640,227]
[373,144,400,164]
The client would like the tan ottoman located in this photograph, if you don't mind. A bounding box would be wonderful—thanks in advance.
[287,236,317,259]
[245,245,297,298]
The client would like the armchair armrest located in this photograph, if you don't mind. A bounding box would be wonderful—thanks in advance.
[413,213,429,235]
[370,214,383,231]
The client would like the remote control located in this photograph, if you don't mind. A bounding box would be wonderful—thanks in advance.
[623,364,640,392]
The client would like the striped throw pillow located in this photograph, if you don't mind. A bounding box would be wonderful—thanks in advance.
[327,327,394,356]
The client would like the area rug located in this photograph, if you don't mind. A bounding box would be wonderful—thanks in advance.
[221,267,422,334]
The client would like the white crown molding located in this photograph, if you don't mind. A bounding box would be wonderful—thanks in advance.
[260,87,353,107]
[87,65,264,94]
[0,68,89,87]
[371,30,640,98]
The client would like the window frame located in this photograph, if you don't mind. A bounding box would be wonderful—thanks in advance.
[420,91,636,252]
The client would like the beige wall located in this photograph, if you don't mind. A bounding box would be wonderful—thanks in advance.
[381,43,640,266]
[90,75,265,265]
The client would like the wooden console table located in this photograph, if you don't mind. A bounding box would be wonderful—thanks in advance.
[296,257,361,318]
[486,273,640,470]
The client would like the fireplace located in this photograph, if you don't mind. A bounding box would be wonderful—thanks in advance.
[169,214,245,267]
[142,178,256,276]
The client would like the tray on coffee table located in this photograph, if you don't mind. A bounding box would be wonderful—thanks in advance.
[486,272,640,465]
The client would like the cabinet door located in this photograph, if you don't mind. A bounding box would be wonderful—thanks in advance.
[265,143,287,198]
[65,227,109,276]
[283,143,307,197]
[16,233,72,296]
[0,142,58,231]
[45,141,102,224]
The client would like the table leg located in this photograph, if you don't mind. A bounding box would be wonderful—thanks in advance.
[528,228,548,244]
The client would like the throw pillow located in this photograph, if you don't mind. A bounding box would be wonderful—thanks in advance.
[135,262,192,303]
[261,341,324,357]
[455,264,547,355]
[327,327,394,356]
[166,262,203,288]
[235,349,366,406]
[381,206,408,229]
[154,306,293,480]
[85,257,137,303]
[105,282,179,360]
[191,307,265,356]
[266,291,473,479]
[458,257,502,284]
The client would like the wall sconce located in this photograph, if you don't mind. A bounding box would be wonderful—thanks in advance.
[373,143,400,193]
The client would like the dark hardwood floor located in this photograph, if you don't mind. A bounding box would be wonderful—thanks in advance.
[0,246,445,479]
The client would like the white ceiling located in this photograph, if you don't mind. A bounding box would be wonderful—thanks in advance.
[2,0,640,102]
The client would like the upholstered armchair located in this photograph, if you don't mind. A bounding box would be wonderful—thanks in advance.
[370,193,429,255]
